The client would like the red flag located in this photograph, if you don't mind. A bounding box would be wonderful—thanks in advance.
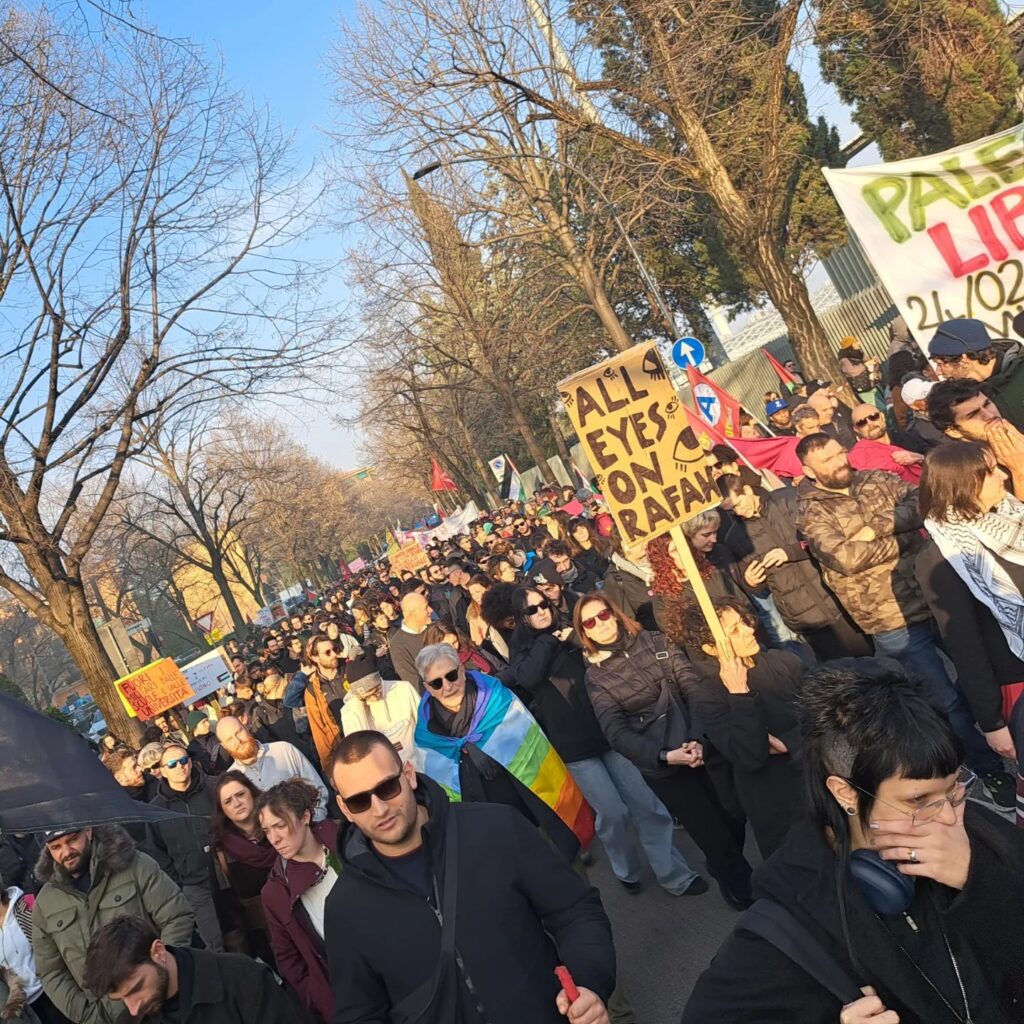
[764,350,800,391]
[684,405,803,478]
[686,365,742,437]
[430,458,459,492]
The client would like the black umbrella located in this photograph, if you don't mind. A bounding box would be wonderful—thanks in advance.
[0,694,181,834]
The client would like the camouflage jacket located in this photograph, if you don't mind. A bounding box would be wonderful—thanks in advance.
[796,471,928,635]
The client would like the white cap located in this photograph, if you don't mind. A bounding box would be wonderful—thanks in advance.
[901,377,935,405]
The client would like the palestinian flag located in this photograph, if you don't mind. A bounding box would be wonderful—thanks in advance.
[488,453,526,501]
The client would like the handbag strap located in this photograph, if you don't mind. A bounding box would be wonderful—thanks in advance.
[739,899,862,1006]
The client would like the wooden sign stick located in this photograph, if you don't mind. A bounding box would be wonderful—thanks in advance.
[669,523,733,660]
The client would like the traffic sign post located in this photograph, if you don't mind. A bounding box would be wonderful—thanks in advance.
[671,336,705,369]
[193,612,214,635]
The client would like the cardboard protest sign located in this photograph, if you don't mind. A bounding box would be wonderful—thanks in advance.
[559,343,717,545]
[181,647,233,705]
[115,659,193,720]
[388,538,431,575]
[824,124,1024,349]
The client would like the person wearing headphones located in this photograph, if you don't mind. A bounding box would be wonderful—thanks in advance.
[681,660,1024,1024]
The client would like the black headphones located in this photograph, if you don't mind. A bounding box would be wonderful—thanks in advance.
[849,849,915,916]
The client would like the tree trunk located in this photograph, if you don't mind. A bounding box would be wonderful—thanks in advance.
[548,406,573,479]
[506,391,560,483]
[207,557,249,634]
[60,588,142,743]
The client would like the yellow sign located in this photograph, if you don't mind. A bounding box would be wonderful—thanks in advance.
[115,658,194,720]
[206,628,224,645]
[559,343,717,545]
[388,538,431,576]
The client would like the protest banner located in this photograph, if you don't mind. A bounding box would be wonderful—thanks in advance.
[181,647,233,705]
[388,538,431,575]
[824,124,1024,350]
[115,659,193,720]
[347,557,367,573]
[559,343,728,650]
[686,364,742,437]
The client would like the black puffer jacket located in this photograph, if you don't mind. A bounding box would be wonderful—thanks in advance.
[508,626,608,764]
[583,630,699,779]
[600,560,656,632]
[149,768,217,888]
[719,488,845,633]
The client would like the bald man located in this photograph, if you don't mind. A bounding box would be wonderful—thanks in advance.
[848,402,924,485]
[216,716,328,820]
[388,592,432,690]
[807,384,856,447]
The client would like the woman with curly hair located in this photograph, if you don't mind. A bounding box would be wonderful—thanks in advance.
[647,510,757,654]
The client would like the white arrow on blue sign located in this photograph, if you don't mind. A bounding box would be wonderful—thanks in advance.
[671,336,705,369]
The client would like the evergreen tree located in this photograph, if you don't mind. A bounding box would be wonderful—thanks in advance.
[815,0,1021,159]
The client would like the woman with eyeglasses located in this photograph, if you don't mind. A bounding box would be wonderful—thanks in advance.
[511,588,706,896]
[575,595,754,911]
[678,598,805,858]
[411,642,595,864]
[682,661,1024,1024]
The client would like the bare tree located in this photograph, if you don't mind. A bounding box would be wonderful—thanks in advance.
[0,11,335,737]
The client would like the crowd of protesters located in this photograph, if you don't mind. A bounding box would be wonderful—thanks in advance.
[0,315,1023,1023]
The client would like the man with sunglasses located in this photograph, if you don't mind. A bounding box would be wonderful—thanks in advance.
[148,743,224,951]
[929,317,1024,429]
[326,730,615,1024]
[847,402,924,485]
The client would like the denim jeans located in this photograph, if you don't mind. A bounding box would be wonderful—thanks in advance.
[749,590,803,646]
[567,751,700,893]
[872,619,1003,775]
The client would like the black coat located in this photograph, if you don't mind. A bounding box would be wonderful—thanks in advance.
[575,546,610,581]
[583,630,699,779]
[125,946,310,1024]
[683,806,1024,1023]
[149,769,217,888]
[719,489,846,633]
[508,626,608,764]
[688,650,805,857]
[600,562,657,632]
[325,775,615,1024]
[915,540,1024,732]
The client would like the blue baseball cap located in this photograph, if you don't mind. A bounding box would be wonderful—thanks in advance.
[928,318,995,358]
[765,398,789,416]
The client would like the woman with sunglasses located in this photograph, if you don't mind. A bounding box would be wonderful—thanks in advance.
[683,661,1024,1024]
[258,779,340,1023]
[211,771,277,965]
[411,642,595,864]
[678,599,805,858]
[512,588,705,896]
[575,595,754,911]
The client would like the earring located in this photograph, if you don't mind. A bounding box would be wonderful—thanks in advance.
[845,806,856,816]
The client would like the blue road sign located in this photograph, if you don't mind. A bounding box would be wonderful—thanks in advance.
[671,336,705,368]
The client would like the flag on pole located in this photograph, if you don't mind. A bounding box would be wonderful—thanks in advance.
[686,365,742,437]
[685,405,803,478]
[764,350,801,392]
[430,458,459,492]
[570,461,596,495]
[488,454,526,501]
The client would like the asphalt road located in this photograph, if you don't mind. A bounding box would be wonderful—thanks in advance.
[585,826,755,1024]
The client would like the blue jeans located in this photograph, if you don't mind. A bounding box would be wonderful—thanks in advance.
[872,620,1003,775]
[567,751,699,893]
[749,590,803,647]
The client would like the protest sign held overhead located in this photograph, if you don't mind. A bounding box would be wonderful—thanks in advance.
[115,658,194,720]
[824,123,1024,349]
[559,342,717,545]
[388,538,431,575]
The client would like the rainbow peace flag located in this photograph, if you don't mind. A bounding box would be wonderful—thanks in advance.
[413,672,595,850]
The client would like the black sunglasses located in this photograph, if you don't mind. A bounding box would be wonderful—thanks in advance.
[525,598,552,615]
[853,411,882,428]
[425,667,460,691]
[340,773,403,814]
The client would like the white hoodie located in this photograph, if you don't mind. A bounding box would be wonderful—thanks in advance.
[0,887,41,1001]
[340,678,420,762]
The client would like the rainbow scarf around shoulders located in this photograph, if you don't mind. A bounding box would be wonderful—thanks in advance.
[413,672,594,849]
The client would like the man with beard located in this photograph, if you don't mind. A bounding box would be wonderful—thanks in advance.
[149,744,224,951]
[33,828,194,1024]
[847,402,924,484]
[796,434,1013,795]
[83,916,304,1024]
[215,717,328,821]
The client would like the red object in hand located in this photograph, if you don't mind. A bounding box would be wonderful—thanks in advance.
[555,966,579,1003]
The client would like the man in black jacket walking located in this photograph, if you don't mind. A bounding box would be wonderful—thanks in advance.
[148,744,223,951]
[325,731,616,1024]
[83,916,308,1024]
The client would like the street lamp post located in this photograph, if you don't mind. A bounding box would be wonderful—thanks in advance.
[411,151,712,357]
